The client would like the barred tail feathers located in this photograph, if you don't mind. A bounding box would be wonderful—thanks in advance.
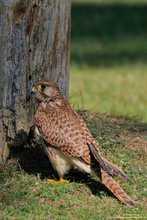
[101,168,135,206]
[88,142,134,184]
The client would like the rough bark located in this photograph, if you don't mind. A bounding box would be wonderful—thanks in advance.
[0,0,71,162]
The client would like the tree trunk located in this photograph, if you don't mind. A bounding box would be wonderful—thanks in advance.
[0,0,71,162]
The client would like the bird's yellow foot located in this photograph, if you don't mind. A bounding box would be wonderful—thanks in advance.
[47,177,69,184]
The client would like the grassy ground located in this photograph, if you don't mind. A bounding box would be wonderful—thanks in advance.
[1,0,147,219]
[70,0,147,122]
[0,111,147,219]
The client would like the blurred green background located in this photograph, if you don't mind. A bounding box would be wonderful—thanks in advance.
[70,0,147,122]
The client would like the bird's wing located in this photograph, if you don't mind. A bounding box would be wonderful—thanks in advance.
[35,110,91,163]
[35,109,133,184]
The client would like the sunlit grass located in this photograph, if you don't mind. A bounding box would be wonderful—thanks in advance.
[70,0,147,122]
[70,63,147,121]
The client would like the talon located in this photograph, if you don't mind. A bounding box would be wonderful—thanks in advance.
[59,177,70,183]
[47,177,69,184]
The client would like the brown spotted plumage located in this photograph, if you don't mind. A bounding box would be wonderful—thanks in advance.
[31,79,135,206]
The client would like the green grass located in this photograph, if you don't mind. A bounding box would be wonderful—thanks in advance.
[1,0,147,219]
[70,0,147,122]
[1,112,147,219]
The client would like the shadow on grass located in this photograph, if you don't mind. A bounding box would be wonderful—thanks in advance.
[9,146,114,199]
[78,110,147,140]
[71,2,147,66]
[8,111,147,202]
[9,147,56,179]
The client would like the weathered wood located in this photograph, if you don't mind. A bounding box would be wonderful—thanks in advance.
[0,0,71,162]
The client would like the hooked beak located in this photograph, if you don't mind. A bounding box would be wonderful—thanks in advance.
[31,87,37,94]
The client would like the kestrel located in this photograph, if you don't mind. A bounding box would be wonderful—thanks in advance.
[31,79,135,206]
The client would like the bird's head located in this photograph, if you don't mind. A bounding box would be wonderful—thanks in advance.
[31,80,61,102]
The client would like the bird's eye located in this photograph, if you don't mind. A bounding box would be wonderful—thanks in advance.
[37,84,47,91]
[41,85,46,89]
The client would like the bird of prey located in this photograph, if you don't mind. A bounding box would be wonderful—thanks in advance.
[31,79,135,206]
